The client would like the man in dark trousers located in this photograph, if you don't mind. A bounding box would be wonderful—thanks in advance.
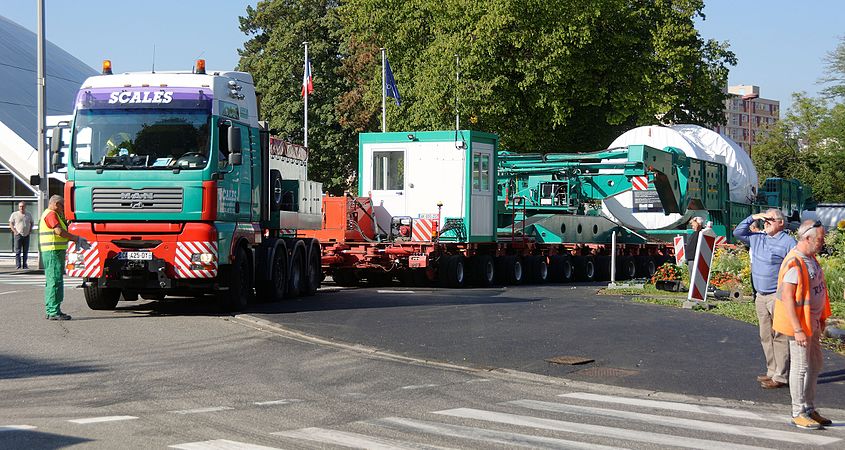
[734,209,796,389]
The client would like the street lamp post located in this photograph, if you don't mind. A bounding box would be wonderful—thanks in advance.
[742,93,759,155]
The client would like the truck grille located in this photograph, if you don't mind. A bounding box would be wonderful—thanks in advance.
[92,188,183,213]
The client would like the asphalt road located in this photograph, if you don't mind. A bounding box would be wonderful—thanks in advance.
[2,271,845,449]
[249,281,845,409]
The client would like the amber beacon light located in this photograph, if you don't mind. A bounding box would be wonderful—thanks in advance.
[195,59,206,74]
[102,59,112,75]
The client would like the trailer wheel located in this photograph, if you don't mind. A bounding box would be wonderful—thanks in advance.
[287,243,305,298]
[595,255,611,281]
[222,246,254,311]
[636,256,657,278]
[617,256,637,280]
[472,255,495,287]
[256,246,287,302]
[548,255,573,283]
[367,270,394,286]
[439,255,466,288]
[332,269,359,287]
[84,281,121,310]
[573,256,596,282]
[302,240,321,296]
[495,256,523,285]
[525,256,549,284]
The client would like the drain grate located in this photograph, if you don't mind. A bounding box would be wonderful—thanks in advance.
[577,367,639,378]
[545,356,595,365]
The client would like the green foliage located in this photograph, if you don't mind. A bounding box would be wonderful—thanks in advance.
[820,36,845,100]
[711,247,752,294]
[649,262,687,284]
[237,0,736,192]
[819,255,845,310]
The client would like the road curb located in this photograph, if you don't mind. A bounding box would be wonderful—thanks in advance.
[231,313,832,416]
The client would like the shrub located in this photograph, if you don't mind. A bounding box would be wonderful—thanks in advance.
[711,247,752,294]
[710,271,741,290]
[819,255,845,307]
[650,263,687,285]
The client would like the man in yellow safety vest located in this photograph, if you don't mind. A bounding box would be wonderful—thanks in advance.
[39,195,85,320]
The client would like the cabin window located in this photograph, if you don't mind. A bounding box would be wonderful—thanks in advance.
[373,150,404,190]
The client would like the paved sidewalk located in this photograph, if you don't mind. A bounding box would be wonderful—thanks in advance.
[0,256,42,274]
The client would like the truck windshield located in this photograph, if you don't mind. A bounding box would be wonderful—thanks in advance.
[72,109,211,170]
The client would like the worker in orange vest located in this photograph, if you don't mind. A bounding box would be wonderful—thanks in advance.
[773,220,832,430]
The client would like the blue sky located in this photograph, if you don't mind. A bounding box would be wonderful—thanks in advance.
[2,1,842,114]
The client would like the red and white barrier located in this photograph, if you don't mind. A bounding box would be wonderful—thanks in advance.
[631,176,649,191]
[673,236,685,265]
[412,218,438,242]
[687,226,717,302]
[66,241,102,278]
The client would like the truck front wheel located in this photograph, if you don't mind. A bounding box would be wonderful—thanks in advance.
[221,247,254,311]
[84,281,121,310]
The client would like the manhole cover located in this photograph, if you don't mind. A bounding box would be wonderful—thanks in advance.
[545,356,594,365]
[577,367,639,378]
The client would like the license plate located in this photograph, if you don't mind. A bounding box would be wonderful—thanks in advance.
[118,251,152,261]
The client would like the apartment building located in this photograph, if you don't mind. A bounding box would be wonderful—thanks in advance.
[713,85,779,156]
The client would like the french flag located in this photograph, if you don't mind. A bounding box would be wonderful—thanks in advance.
[301,57,313,97]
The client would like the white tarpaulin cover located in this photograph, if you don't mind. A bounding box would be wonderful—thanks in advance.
[600,125,758,230]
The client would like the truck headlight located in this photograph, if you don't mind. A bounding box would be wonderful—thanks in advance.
[191,253,215,265]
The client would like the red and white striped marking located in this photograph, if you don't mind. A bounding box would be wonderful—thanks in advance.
[412,219,437,242]
[714,235,727,246]
[673,236,685,265]
[66,241,102,278]
[688,227,717,302]
[174,241,218,278]
[631,176,649,191]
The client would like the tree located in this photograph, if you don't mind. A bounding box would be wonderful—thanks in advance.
[820,35,845,100]
[238,0,357,194]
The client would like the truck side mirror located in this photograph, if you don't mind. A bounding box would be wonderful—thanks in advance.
[228,126,242,155]
[49,125,65,171]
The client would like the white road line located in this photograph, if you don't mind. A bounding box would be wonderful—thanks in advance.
[169,439,282,450]
[559,392,778,421]
[377,290,415,294]
[254,399,300,406]
[508,399,840,446]
[373,416,626,450]
[68,415,138,424]
[0,425,36,432]
[0,290,20,295]
[169,406,234,415]
[273,427,441,449]
[401,384,440,390]
[434,408,771,450]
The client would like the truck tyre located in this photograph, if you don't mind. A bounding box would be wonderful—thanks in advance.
[495,255,523,285]
[548,255,573,283]
[472,255,495,287]
[256,245,287,302]
[366,270,393,286]
[595,255,611,281]
[223,246,254,311]
[617,256,637,280]
[287,242,305,298]
[636,256,657,278]
[573,255,596,282]
[525,255,548,284]
[332,269,359,287]
[302,240,321,296]
[438,255,466,288]
[84,282,121,310]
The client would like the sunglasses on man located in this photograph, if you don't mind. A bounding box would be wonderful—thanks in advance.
[800,220,823,237]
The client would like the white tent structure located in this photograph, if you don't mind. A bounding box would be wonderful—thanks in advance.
[0,15,95,253]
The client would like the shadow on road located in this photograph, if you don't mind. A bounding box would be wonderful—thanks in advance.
[0,354,103,380]
[0,429,91,449]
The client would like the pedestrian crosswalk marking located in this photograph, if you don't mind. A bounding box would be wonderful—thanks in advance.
[169,439,282,450]
[272,427,440,449]
[169,406,234,415]
[0,425,36,432]
[372,416,625,450]
[68,415,138,424]
[253,399,300,406]
[559,392,777,421]
[434,408,771,450]
[507,399,841,446]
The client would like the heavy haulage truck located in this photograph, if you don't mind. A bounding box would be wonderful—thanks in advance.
[53,60,323,311]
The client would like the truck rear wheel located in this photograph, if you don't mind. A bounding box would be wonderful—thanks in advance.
[302,240,321,296]
[573,256,596,282]
[84,281,121,310]
[525,256,548,284]
[617,256,637,280]
[287,243,305,298]
[636,256,657,278]
[256,246,287,302]
[471,255,495,287]
[438,255,466,288]
[548,255,573,283]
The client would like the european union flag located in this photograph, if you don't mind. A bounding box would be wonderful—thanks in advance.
[385,57,401,106]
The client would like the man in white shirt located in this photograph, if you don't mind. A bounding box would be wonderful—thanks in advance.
[9,201,34,270]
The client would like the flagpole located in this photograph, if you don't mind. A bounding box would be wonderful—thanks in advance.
[381,47,386,133]
[455,54,460,131]
[304,41,309,148]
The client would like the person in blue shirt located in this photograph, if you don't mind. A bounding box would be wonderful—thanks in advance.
[734,209,796,389]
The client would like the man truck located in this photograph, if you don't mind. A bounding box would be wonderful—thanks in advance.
[51,59,323,311]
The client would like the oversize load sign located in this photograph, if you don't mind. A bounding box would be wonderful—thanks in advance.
[269,136,308,162]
